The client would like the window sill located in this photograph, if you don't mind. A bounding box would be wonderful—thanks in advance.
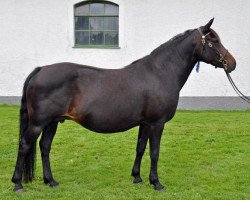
[73,45,120,49]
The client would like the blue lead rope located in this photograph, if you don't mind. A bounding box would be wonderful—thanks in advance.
[195,61,200,73]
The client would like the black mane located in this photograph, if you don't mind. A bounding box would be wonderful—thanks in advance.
[151,29,194,55]
[129,29,194,65]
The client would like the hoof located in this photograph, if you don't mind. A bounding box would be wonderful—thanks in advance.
[150,182,165,191]
[13,184,25,193]
[133,177,144,184]
[155,186,166,192]
[46,180,59,187]
[14,188,26,193]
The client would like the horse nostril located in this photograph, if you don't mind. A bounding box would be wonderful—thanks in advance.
[232,60,236,70]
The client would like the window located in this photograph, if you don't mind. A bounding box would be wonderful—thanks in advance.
[74,1,119,48]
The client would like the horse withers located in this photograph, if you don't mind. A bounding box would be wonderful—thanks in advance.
[12,18,236,192]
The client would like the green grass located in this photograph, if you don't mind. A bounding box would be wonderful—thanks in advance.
[0,105,249,200]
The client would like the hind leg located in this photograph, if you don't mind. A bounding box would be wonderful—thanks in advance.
[39,121,59,187]
[131,124,150,184]
[12,125,42,192]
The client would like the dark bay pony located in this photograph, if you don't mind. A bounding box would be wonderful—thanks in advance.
[12,19,236,192]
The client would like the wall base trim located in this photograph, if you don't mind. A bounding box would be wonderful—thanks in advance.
[0,96,249,110]
[177,96,250,110]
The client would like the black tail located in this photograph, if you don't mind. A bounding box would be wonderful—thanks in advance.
[19,67,42,183]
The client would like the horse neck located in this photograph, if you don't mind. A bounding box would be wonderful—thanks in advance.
[151,33,197,91]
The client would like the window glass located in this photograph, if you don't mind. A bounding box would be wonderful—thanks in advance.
[105,32,118,45]
[90,3,104,15]
[90,32,104,45]
[74,2,119,47]
[105,4,118,15]
[75,17,89,30]
[104,17,118,30]
[75,4,89,16]
[90,17,104,30]
[75,32,89,45]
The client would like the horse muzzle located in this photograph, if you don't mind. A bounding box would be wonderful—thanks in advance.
[216,51,236,73]
[225,60,236,73]
[224,53,236,73]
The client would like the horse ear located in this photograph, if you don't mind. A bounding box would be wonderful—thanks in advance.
[204,18,214,33]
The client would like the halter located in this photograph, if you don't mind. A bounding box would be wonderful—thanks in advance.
[197,28,229,71]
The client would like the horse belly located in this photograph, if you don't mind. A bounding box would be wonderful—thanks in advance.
[77,107,141,133]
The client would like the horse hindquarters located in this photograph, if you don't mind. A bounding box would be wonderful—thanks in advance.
[12,67,44,192]
[11,109,44,192]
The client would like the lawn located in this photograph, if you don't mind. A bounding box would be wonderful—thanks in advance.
[0,105,249,200]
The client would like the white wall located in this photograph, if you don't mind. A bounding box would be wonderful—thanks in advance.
[0,0,249,96]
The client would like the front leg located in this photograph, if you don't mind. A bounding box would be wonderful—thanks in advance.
[131,124,149,183]
[148,122,165,191]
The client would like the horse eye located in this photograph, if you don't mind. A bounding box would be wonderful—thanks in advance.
[210,34,219,43]
[210,38,219,43]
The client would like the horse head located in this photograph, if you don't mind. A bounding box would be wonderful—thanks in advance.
[196,18,236,73]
